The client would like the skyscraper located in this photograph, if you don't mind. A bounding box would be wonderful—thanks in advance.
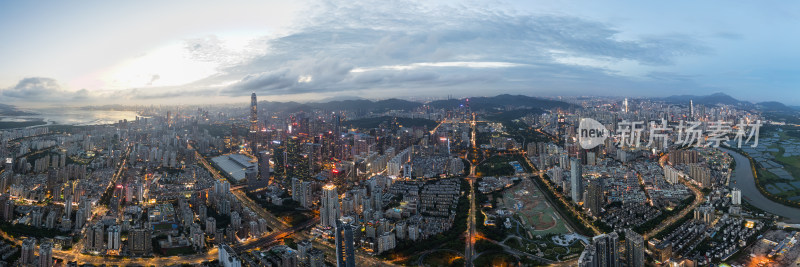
[578,244,597,267]
[585,179,603,217]
[732,188,742,205]
[623,98,628,113]
[335,220,355,267]
[249,92,258,134]
[39,241,53,267]
[321,184,340,228]
[592,232,620,267]
[107,225,121,252]
[21,238,35,265]
[570,157,584,203]
[248,150,269,191]
[625,229,645,267]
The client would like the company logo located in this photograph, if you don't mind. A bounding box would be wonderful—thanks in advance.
[578,118,609,149]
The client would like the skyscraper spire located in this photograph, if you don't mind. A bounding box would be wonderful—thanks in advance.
[249,92,258,133]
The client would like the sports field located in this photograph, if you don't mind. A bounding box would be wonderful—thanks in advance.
[497,178,569,236]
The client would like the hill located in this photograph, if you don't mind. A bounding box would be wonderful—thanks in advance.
[428,94,572,110]
[661,92,748,106]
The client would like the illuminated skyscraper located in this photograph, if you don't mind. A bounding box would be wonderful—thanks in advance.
[250,92,258,134]
[321,184,340,228]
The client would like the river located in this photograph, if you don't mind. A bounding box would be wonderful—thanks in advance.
[722,147,800,223]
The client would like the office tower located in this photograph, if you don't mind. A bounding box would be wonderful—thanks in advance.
[625,229,645,267]
[248,150,269,191]
[21,238,36,265]
[39,241,53,267]
[731,188,742,205]
[258,150,270,179]
[321,184,340,228]
[585,179,603,217]
[335,220,355,267]
[249,92,258,134]
[690,100,694,118]
[570,157,584,203]
[592,232,620,267]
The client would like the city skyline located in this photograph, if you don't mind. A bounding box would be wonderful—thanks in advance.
[2,1,800,266]
[1,0,799,107]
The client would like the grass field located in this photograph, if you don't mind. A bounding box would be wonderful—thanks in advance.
[497,178,569,237]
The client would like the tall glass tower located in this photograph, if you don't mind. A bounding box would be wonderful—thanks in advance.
[249,93,258,133]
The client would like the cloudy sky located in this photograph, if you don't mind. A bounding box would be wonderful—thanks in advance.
[1,0,798,106]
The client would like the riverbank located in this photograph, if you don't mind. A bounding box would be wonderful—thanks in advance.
[722,147,800,223]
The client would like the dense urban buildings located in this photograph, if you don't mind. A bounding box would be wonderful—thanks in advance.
[0,90,787,266]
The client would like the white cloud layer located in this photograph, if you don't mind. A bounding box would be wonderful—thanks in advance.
[4,0,796,105]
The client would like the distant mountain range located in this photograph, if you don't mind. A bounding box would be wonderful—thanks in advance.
[427,94,573,110]
[260,94,573,113]
[661,92,747,106]
[661,92,798,111]
[260,98,423,113]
